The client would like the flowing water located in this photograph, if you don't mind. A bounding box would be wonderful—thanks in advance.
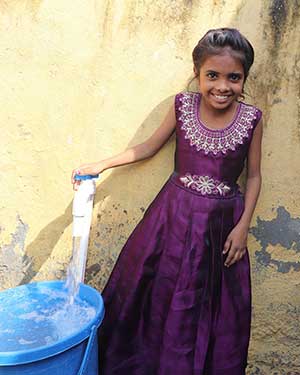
[66,179,95,304]
[65,236,84,304]
[0,180,98,353]
[66,232,90,304]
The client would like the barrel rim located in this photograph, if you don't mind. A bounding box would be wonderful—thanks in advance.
[0,280,104,366]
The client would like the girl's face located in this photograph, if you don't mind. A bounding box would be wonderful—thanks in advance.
[197,52,245,111]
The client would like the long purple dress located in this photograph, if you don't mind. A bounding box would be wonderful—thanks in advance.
[99,91,262,375]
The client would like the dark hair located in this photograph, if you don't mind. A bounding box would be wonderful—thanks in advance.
[192,28,254,81]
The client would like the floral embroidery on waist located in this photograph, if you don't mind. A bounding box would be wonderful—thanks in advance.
[179,174,231,196]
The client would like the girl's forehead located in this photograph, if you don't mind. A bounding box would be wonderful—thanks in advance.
[201,52,244,72]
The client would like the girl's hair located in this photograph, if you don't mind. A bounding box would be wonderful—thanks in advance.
[192,28,254,81]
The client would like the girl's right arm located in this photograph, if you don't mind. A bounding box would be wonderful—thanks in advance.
[71,104,176,186]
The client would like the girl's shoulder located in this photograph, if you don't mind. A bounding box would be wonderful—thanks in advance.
[238,100,263,127]
[175,90,199,101]
[174,90,199,110]
[174,91,199,121]
[175,90,198,95]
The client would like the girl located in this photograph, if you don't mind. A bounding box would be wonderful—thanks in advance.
[72,28,263,375]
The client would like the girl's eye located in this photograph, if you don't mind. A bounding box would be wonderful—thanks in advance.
[229,73,242,81]
[207,72,217,79]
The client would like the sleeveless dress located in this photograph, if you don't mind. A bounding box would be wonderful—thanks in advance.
[99,91,262,375]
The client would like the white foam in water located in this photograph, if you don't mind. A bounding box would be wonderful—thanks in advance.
[0,284,97,352]
[19,311,47,322]
[1,329,15,334]
[19,338,37,345]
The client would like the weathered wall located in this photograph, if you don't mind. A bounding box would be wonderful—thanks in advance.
[0,1,299,373]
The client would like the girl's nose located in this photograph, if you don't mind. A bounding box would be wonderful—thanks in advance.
[216,80,229,92]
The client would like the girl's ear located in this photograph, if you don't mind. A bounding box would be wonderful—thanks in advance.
[193,66,198,76]
[239,83,246,100]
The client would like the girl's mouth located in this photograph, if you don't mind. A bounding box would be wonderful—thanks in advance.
[212,94,231,101]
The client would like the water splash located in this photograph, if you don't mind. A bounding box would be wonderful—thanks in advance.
[0,284,96,352]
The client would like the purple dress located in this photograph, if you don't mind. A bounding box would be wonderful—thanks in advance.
[99,92,262,375]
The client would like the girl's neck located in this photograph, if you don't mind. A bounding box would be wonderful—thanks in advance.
[199,95,239,129]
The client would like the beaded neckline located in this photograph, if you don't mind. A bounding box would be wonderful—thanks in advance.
[196,93,242,133]
[178,92,259,155]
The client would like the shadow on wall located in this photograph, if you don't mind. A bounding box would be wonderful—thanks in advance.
[19,85,251,289]
[20,94,176,287]
[19,0,300,289]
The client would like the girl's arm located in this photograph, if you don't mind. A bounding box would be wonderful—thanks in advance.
[223,118,263,267]
[237,118,263,228]
[71,104,176,185]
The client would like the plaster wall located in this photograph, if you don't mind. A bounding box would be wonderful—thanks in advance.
[0,1,300,373]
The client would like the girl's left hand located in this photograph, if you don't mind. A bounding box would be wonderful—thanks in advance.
[223,224,248,267]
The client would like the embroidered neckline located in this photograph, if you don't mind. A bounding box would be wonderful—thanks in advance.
[178,92,259,155]
[196,94,242,132]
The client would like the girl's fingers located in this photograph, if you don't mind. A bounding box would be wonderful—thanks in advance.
[225,248,246,267]
[237,248,246,261]
[233,251,242,264]
[223,239,232,254]
[73,180,81,191]
[240,248,247,260]
[224,248,236,267]
[71,168,81,184]
[225,255,235,267]
[71,168,82,191]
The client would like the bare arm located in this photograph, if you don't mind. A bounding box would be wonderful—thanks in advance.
[238,118,263,228]
[72,104,176,184]
[223,118,263,267]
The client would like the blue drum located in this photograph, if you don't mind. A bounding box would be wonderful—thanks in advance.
[0,280,104,374]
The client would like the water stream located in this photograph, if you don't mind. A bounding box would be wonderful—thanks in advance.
[65,178,96,304]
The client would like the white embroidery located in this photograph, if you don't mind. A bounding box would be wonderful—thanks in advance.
[178,92,259,155]
[180,174,231,196]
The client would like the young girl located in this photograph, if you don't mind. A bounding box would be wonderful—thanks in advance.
[72,28,263,375]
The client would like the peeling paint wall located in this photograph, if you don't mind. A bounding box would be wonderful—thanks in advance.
[0,1,300,373]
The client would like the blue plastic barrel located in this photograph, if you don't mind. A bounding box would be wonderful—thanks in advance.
[0,280,104,374]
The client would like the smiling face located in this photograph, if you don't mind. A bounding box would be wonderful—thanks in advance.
[197,51,245,112]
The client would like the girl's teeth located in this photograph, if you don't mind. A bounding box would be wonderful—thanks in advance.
[215,95,228,99]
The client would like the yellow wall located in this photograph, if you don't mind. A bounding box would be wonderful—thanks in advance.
[1,1,300,373]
